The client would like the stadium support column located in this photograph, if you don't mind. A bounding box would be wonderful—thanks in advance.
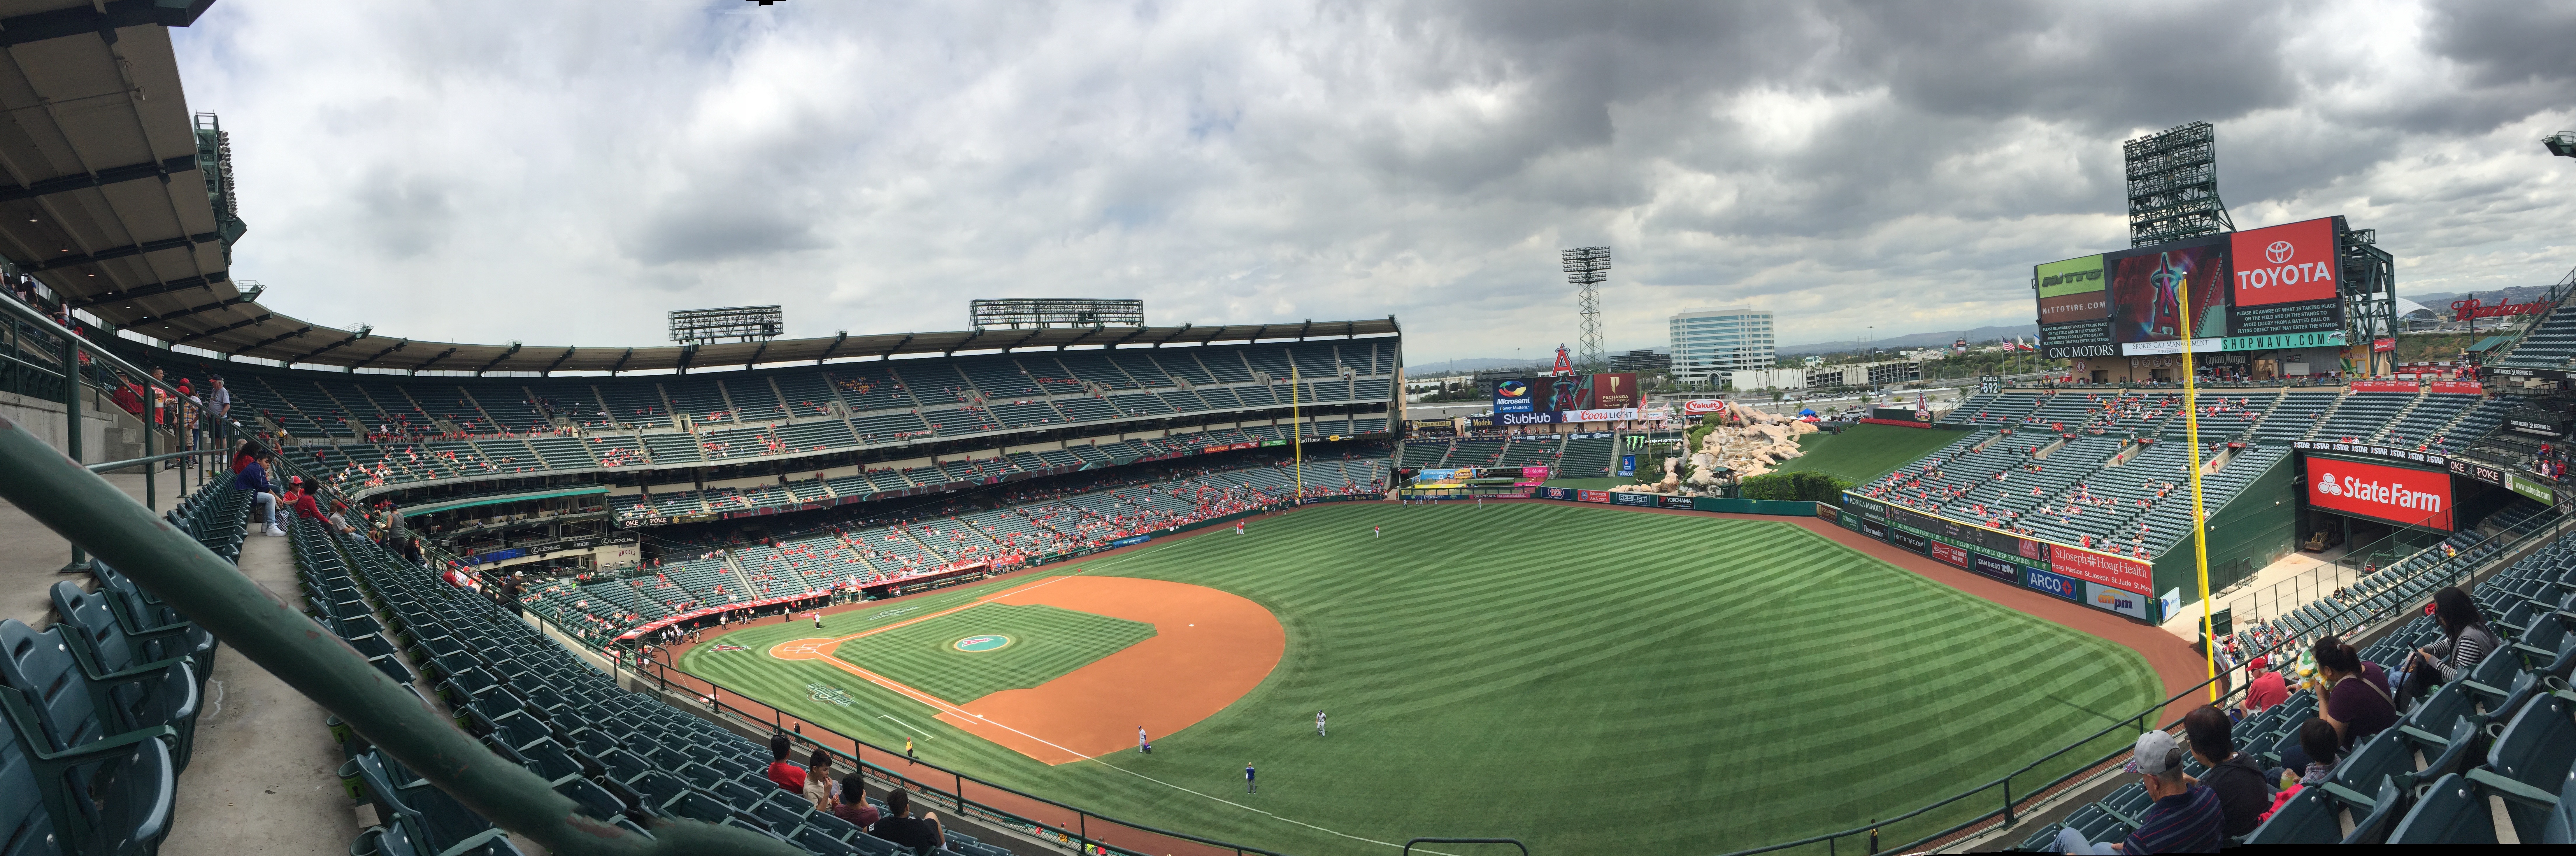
[59,328,88,573]
[1291,365,1303,503]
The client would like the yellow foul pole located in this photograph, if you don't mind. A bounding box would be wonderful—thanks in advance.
[1291,365,1305,504]
[2177,275,2218,701]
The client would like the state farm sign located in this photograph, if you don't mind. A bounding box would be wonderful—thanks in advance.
[2230,217,2339,306]
[2306,457,2454,531]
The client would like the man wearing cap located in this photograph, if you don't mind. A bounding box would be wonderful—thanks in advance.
[2054,730,2222,854]
[2239,657,2286,715]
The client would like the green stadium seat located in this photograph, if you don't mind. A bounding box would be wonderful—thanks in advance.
[44,584,202,772]
[2390,773,2505,843]
[2465,693,2576,840]
[351,813,525,856]
[0,681,175,856]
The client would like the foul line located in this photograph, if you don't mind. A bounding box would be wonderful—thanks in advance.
[878,715,936,739]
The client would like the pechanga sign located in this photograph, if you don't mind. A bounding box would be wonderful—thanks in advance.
[2305,456,2454,531]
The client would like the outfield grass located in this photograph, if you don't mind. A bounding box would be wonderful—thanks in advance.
[1771,423,1972,483]
[833,602,1154,704]
[681,503,2159,855]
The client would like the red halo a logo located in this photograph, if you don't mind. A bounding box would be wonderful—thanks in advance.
[2265,241,2295,265]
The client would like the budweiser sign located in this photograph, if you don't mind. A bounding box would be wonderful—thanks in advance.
[2450,297,2551,321]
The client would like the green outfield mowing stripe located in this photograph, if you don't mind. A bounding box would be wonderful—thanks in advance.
[681,503,2161,856]
[833,602,1154,704]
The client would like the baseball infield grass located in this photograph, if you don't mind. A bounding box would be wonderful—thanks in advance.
[680,502,2160,855]
[833,603,1155,704]
[1774,422,1972,483]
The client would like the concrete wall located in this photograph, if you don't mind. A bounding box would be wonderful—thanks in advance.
[0,389,164,463]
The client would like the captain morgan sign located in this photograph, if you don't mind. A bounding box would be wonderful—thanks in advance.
[2305,456,2454,532]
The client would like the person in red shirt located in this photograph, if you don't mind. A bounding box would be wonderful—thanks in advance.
[2239,656,2288,715]
[764,734,806,792]
[279,478,354,535]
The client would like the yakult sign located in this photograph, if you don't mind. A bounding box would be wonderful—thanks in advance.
[2306,456,2454,532]
[2230,217,2338,307]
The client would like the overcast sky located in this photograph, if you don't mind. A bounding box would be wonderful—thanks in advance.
[169,0,2576,364]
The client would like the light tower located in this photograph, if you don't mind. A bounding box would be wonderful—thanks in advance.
[1561,246,1611,373]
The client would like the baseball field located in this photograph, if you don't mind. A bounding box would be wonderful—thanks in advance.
[679,501,2161,855]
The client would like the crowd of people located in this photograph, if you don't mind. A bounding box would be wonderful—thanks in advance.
[2058,586,2500,853]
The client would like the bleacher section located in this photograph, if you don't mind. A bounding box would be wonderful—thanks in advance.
[1862,426,2294,557]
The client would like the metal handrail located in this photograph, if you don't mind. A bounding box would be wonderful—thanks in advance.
[0,413,802,855]
[85,449,231,474]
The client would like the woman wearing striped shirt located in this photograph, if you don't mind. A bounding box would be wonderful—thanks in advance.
[2400,586,2498,705]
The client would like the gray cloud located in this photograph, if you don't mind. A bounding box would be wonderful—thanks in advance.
[169,0,2576,362]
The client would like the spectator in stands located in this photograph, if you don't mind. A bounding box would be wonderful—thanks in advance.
[2181,706,2271,837]
[2266,719,2343,806]
[803,748,836,811]
[830,772,880,826]
[2239,656,2287,716]
[208,375,231,430]
[235,450,284,537]
[231,439,265,473]
[278,477,355,535]
[869,790,945,854]
[2054,730,2222,854]
[764,734,806,792]
[2398,586,2497,705]
[2289,637,2393,766]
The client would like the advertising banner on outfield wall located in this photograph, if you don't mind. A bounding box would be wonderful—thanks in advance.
[1888,525,1931,554]
[2024,567,2082,601]
[1612,492,1658,507]
[1657,495,1694,509]
[1860,519,1887,539]
[2047,545,2155,594]
[1927,541,1970,569]
[1970,553,2020,583]
[1577,490,1614,504]
[2085,582,2151,620]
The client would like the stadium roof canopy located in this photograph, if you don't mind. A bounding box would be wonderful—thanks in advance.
[0,1,1397,374]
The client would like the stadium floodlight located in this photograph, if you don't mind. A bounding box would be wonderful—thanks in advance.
[2548,133,2576,159]
[1561,246,1611,373]
[968,298,1145,330]
[668,305,784,345]
[2124,121,2233,247]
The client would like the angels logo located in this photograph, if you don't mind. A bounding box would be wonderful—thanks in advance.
[710,643,749,653]
[2265,240,2295,265]
[2314,472,2342,496]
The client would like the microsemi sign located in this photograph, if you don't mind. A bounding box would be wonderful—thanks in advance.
[2305,456,2454,532]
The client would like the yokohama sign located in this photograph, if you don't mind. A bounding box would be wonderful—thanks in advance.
[2306,456,2454,531]
[2229,217,2339,307]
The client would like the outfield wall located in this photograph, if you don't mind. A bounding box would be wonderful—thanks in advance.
[1528,485,1819,516]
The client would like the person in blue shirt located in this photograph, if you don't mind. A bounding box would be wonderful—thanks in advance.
[1245,763,1255,794]
[233,450,284,537]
